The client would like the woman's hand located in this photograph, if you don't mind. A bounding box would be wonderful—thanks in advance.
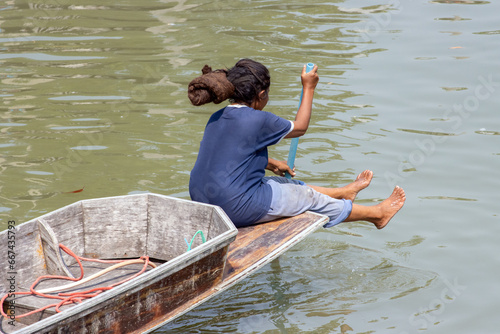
[266,158,295,177]
[301,64,319,90]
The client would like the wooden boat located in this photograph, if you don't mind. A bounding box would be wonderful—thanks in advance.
[0,193,327,333]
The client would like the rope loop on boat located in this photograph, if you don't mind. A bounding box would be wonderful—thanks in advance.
[185,230,206,251]
[0,244,156,321]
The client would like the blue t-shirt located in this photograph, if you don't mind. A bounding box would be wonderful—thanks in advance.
[189,105,293,227]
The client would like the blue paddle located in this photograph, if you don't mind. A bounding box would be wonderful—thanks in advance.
[285,62,315,179]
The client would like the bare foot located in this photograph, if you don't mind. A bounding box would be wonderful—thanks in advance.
[373,186,406,229]
[342,170,373,201]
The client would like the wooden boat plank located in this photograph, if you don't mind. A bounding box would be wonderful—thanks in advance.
[33,246,229,334]
[82,195,149,259]
[222,211,328,287]
[146,194,222,261]
[5,222,46,292]
[37,220,74,278]
[37,202,85,263]
[10,261,160,326]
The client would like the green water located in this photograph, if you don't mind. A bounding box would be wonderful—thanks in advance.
[1,0,499,333]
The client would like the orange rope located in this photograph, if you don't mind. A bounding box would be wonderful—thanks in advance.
[1,244,153,320]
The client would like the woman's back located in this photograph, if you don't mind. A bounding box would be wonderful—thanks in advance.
[189,105,291,226]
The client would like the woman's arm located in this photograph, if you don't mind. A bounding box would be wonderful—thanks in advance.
[284,65,319,139]
[266,158,295,177]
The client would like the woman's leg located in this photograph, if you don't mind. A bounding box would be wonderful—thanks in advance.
[344,186,406,229]
[256,179,352,226]
[258,174,405,230]
[308,170,373,201]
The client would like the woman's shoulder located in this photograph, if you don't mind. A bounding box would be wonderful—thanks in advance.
[223,105,285,123]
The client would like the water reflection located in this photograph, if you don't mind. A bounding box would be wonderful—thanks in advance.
[0,36,122,43]
[0,53,105,60]
[429,0,489,4]
[162,231,437,333]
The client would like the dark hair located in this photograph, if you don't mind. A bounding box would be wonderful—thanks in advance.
[226,59,270,105]
[188,59,270,106]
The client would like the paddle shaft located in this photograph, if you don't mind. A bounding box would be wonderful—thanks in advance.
[285,63,315,179]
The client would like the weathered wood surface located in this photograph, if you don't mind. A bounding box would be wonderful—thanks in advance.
[38,202,85,267]
[0,193,237,334]
[38,247,229,334]
[146,194,227,261]
[2,245,231,334]
[11,261,160,324]
[222,211,328,288]
[37,220,74,278]
[0,221,45,294]
[82,195,149,260]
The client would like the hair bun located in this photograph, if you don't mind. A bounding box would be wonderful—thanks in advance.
[201,64,212,75]
[188,65,235,106]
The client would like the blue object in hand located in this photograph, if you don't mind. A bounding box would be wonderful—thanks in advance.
[285,63,315,179]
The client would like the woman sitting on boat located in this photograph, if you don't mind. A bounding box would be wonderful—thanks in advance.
[188,59,405,229]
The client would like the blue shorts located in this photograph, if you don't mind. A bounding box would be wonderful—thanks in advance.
[256,176,353,228]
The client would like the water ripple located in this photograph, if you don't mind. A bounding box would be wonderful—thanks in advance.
[70,145,108,150]
[0,36,122,43]
[0,53,105,61]
[49,95,130,101]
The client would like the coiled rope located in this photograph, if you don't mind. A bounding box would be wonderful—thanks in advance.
[0,244,156,320]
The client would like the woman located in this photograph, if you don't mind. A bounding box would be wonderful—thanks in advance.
[188,59,405,228]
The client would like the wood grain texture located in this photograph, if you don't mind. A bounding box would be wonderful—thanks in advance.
[82,195,148,259]
[34,247,227,334]
[147,194,215,261]
[0,220,45,293]
[39,202,84,266]
[37,220,73,278]
[222,211,327,287]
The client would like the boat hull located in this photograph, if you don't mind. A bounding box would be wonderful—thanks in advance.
[0,194,328,333]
